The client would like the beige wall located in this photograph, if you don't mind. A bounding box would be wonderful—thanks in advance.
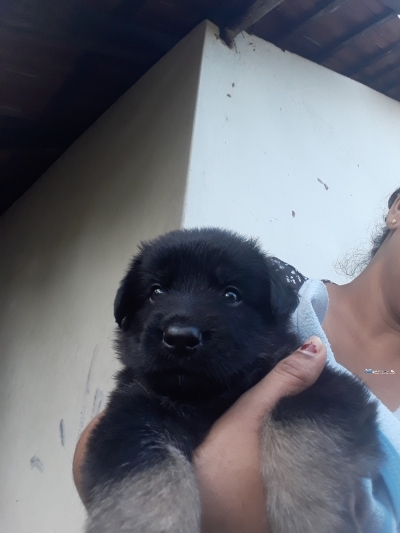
[0,23,204,533]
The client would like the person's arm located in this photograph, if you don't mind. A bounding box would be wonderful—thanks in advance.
[73,413,105,507]
[73,336,326,532]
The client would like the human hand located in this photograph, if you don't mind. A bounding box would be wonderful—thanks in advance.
[73,337,326,532]
[193,336,327,533]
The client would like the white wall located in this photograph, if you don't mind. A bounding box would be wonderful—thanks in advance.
[183,22,400,282]
[0,24,204,533]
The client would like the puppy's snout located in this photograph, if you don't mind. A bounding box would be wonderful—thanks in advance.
[162,326,202,352]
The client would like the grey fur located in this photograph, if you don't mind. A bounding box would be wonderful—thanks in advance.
[86,422,378,533]
[261,414,380,533]
[85,445,200,533]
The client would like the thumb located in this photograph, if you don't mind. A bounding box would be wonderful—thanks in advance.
[235,336,327,424]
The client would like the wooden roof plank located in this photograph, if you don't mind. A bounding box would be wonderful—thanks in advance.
[380,0,400,11]
[317,9,395,62]
[347,38,400,76]
[365,58,400,83]
[381,74,400,92]
[277,0,350,45]
[223,0,285,44]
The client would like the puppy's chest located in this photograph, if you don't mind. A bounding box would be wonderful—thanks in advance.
[159,394,235,444]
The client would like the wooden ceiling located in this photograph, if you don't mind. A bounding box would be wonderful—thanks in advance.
[1,0,400,215]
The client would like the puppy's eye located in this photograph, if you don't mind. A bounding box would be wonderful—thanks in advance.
[223,287,241,305]
[150,285,164,301]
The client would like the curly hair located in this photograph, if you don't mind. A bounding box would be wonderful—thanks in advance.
[335,187,400,278]
[369,187,400,259]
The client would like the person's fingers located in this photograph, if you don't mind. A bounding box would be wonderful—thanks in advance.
[194,340,326,533]
[227,336,327,426]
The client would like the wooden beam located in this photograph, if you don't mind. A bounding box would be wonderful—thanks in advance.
[316,10,395,63]
[346,40,400,78]
[0,127,73,150]
[0,18,157,63]
[277,0,349,47]
[222,0,284,46]
[380,0,400,12]
[0,115,37,131]
[0,5,175,62]
[362,59,400,85]
[381,76,400,94]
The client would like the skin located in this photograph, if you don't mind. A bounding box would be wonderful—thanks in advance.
[73,338,326,532]
[73,197,400,531]
[323,196,400,411]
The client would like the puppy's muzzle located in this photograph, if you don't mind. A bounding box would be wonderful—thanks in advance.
[162,325,202,353]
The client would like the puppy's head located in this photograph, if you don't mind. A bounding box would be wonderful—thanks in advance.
[114,228,298,401]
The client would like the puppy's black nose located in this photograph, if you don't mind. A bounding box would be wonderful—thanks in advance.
[163,326,202,352]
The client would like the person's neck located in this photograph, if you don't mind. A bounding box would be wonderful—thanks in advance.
[323,255,400,411]
[324,261,400,362]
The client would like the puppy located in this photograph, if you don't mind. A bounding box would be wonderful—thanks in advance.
[82,228,381,533]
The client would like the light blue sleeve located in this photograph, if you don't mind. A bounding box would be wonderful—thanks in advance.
[363,432,400,533]
[292,279,400,532]
[365,431,400,533]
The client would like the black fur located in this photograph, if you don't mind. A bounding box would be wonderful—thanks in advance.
[82,228,381,532]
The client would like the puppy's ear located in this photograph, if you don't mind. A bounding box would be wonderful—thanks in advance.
[114,284,129,329]
[267,266,299,320]
[114,258,142,330]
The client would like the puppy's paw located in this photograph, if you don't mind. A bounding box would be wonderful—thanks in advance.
[261,414,379,533]
[85,446,200,533]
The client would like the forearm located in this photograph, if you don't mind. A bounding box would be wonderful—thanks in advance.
[73,413,104,507]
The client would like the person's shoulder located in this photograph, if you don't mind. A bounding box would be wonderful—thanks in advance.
[268,257,308,293]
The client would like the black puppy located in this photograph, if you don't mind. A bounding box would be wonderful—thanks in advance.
[82,228,381,533]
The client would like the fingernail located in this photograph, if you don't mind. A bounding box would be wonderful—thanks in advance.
[299,341,318,355]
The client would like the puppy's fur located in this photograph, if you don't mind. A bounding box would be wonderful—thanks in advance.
[83,228,381,533]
